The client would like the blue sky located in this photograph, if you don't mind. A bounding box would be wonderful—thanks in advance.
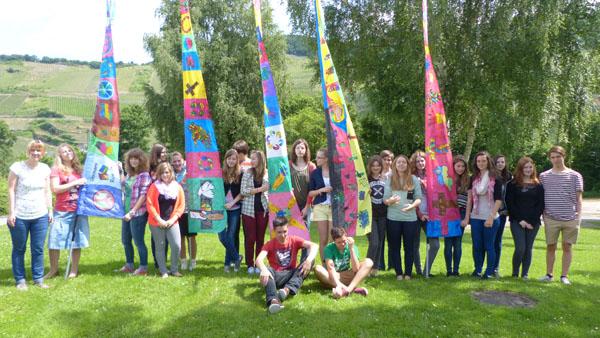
[0,0,291,63]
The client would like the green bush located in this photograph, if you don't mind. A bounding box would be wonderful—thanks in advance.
[0,176,7,215]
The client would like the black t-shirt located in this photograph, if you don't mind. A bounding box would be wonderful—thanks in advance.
[506,181,545,226]
[369,176,387,218]
[158,194,176,220]
[254,179,264,213]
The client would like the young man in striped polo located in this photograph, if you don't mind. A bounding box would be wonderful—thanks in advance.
[539,145,583,285]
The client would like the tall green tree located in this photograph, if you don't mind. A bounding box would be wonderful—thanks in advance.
[120,104,152,158]
[287,0,600,161]
[144,0,288,153]
[0,120,17,174]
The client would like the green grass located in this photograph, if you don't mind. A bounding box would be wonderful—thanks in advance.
[0,218,599,336]
[286,55,320,96]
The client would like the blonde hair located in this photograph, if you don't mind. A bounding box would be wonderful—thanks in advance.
[53,143,82,174]
[222,149,241,184]
[409,150,426,177]
[391,155,414,191]
[26,140,45,156]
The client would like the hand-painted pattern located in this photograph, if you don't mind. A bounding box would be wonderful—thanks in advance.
[422,0,462,237]
[180,0,226,233]
[314,0,371,236]
[253,0,309,240]
[77,1,123,218]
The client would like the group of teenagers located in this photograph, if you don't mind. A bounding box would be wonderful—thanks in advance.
[6,139,583,314]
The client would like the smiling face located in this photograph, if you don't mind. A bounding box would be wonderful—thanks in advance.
[454,160,466,176]
[476,155,488,172]
[370,160,382,175]
[59,145,74,163]
[159,148,168,162]
[383,155,393,170]
[522,162,534,178]
[416,156,426,171]
[160,167,173,183]
[250,152,259,168]
[395,157,408,175]
[171,154,184,172]
[226,152,238,168]
[129,156,140,169]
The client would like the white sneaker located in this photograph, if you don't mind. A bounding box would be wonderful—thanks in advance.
[248,267,254,275]
[16,282,28,291]
[254,267,261,274]
[560,276,571,285]
[539,274,553,282]
[161,273,169,279]
[224,265,231,273]
[181,259,188,270]
[189,260,196,271]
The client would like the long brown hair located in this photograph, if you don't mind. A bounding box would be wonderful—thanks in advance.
[494,154,511,181]
[54,143,82,174]
[149,144,166,171]
[367,155,383,179]
[409,150,426,178]
[290,138,312,165]
[453,155,469,194]
[250,150,266,181]
[472,151,497,179]
[513,157,540,187]
[124,148,149,176]
[391,155,414,191]
[222,149,241,184]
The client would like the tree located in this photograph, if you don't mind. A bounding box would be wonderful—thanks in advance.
[0,120,17,175]
[144,0,289,153]
[287,0,600,163]
[120,104,153,158]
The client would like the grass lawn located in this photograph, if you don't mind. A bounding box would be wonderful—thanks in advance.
[0,218,599,337]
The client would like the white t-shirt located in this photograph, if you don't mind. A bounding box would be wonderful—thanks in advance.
[322,176,332,205]
[10,161,51,220]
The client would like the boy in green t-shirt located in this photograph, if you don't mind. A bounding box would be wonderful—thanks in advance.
[314,227,373,298]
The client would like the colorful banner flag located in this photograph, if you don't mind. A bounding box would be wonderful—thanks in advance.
[77,1,124,218]
[422,0,462,237]
[253,0,309,240]
[180,0,226,233]
[314,0,371,236]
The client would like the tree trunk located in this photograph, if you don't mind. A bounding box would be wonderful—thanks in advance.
[463,109,479,161]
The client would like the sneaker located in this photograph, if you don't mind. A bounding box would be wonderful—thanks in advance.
[133,268,148,276]
[116,265,135,273]
[189,260,196,271]
[353,287,369,297]
[171,271,183,277]
[254,267,261,274]
[522,275,529,280]
[446,272,453,277]
[34,282,50,289]
[452,272,460,277]
[268,300,284,314]
[539,274,554,282]
[234,255,243,272]
[161,273,169,279]
[16,282,28,291]
[277,288,288,302]
[471,271,482,278]
[560,276,571,285]
[248,267,254,275]
[396,275,404,281]
[403,275,411,280]
[493,271,502,278]
[480,275,491,280]
[181,259,188,270]
[224,265,231,273]
[369,269,378,277]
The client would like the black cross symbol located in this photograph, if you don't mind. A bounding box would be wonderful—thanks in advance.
[186,81,199,95]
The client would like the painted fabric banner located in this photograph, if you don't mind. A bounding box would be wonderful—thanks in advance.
[77,1,123,218]
[314,0,371,236]
[422,0,462,237]
[180,0,226,233]
[253,0,309,240]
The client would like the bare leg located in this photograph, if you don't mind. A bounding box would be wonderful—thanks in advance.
[314,265,336,288]
[317,221,330,262]
[347,259,374,292]
[546,243,557,275]
[69,249,81,278]
[561,242,573,277]
[189,235,197,260]
[180,236,187,259]
[45,249,60,278]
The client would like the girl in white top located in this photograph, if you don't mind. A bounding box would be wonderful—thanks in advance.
[7,140,53,290]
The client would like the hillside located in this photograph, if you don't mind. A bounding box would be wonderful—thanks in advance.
[0,55,319,156]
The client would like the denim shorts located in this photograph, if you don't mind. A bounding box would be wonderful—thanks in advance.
[47,211,90,249]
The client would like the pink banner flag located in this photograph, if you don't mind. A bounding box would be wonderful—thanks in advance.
[423,0,462,237]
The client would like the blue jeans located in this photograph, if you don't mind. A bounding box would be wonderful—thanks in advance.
[122,213,148,268]
[470,217,500,276]
[493,214,507,272]
[444,208,466,274]
[219,208,241,266]
[387,219,419,276]
[9,215,49,284]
